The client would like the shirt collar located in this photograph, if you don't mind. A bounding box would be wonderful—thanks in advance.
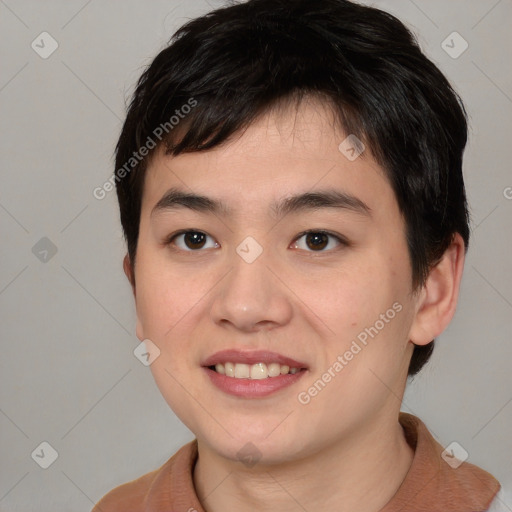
[144,413,500,511]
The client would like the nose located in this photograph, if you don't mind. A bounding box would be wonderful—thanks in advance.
[209,249,293,333]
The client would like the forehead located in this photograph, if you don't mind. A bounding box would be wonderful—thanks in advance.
[141,97,397,220]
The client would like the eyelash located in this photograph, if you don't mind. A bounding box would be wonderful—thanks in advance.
[164,229,349,253]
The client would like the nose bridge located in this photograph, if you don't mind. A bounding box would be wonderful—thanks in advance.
[210,241,293,331]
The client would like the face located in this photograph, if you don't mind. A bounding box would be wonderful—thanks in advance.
[131,98,419,464]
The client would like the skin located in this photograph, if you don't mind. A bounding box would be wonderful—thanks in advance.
[124,97,465,512]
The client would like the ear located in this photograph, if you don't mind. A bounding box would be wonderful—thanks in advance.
[123,253,145,340]
[123,254,136,297]
[408,233,466,345]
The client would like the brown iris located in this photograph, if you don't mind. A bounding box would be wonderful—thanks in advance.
[305,232,328,250]
[184,231,207,249]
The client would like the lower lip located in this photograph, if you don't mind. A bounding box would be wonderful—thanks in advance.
[203,367,307,398]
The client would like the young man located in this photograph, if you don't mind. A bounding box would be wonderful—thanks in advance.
[93,0,502,510]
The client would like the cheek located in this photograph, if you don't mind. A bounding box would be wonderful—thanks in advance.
[133,258,207,422]
[295,252,412,372]
[134,249,209,338]
[290,260,386,338]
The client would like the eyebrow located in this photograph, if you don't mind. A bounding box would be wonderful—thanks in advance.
[151,187,371,218]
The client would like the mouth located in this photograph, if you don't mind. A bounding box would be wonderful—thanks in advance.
[208,362,304,379]
[201,349,308,397]
[202,349,308,376]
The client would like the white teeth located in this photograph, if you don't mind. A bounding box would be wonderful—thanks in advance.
[267,363,281,377]
[212,362,302,379]
[225,362,235,377]
[250,363,268,380]
[234,363,250,378]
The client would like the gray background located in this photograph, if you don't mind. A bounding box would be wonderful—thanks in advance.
[0,0,511,510]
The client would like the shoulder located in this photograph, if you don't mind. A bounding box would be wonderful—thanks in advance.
[91,440,198,512]
[91,467,161,512]
[396,413,502,510]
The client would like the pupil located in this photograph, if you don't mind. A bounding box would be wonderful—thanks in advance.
[185,232,206,249]
[306,232,328,250]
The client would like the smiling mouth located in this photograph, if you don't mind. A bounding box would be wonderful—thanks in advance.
[209,362,306,379]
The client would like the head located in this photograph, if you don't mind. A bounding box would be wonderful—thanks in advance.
[115,0,469,462]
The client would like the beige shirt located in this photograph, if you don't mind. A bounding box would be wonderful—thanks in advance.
[92,413,500,511]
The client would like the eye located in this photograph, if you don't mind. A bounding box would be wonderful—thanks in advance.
[292,230,345,252]
[167,230,219,251]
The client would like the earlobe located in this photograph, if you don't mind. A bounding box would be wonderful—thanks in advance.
[408,233,466,346]
[123,254,136,296]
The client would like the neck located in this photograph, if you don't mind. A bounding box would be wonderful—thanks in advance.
[193,411,414,512]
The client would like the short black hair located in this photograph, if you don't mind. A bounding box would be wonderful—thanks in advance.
[115,0,470,376]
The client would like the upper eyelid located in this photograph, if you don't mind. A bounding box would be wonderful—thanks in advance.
[295,229,344,240]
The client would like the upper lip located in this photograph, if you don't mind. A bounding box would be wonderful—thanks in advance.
[202,349,308,369]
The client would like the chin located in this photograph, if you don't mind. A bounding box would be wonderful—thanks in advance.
[198,427,310,467]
